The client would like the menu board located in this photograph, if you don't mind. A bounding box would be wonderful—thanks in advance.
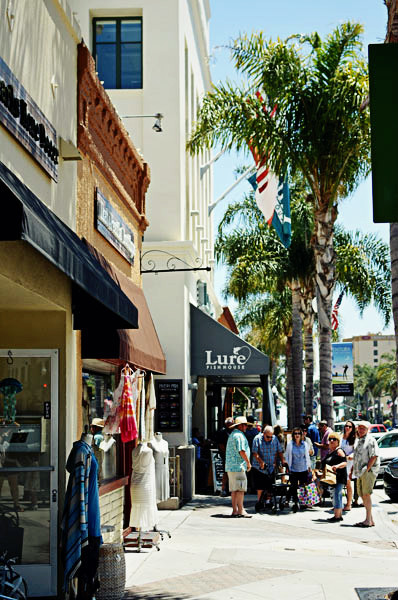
[155,379,183,432]
[210,449,224,492]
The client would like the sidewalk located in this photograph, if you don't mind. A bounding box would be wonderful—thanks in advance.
[123,494,398,600]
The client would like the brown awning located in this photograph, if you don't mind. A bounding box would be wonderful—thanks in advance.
[81,244,166,374]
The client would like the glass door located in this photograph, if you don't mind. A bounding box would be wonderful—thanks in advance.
[0,350,58,597]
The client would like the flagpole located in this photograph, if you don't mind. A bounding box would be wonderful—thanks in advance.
[200,148,226,178]
[208,166,255,216]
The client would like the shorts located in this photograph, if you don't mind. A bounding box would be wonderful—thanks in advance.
[228,470,247,492]
[251,467,275,492]
[333,483,344,509]
[357,470,376,496]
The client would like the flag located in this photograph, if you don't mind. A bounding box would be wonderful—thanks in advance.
[331,291,344,331]
[247,92,291,248]
[248,171,292,248]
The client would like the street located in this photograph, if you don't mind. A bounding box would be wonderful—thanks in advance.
[123,484,398,600]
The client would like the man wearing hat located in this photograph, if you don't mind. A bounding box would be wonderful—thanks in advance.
[90,418,105,447]
[225,416,252,517]
[352,420,380,527]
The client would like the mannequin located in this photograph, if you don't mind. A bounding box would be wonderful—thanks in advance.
[149,433,170,502]
[130,442,158,530]
[61,432,102,599]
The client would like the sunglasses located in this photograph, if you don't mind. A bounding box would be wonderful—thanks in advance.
[329,437,338,442]
[293,433,302,436]
[344,425,352,428]
[264,435,273,439]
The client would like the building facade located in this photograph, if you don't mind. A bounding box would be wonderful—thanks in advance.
[0,1,164,596]
[343,333,396,368]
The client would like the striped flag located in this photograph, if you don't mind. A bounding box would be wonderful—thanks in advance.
[331,291,344,331]
[247,93,291,248]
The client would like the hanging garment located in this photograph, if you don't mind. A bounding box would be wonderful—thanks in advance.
[129,443,158,529]
[144,374,156,442]
[139,376,146,442]
[119,370,138,443]
[103,376,124,435]
[61,439,102,590]
[149,435,170,502]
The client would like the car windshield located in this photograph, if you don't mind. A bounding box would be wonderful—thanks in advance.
[378,435,398,448]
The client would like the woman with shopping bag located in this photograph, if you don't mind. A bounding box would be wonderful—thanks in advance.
[285,428,312,512]
[322,432,347,523]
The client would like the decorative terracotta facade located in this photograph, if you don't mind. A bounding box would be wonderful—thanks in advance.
[386,0,398,42]
[77,42,150,232]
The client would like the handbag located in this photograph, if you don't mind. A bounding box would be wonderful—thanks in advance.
[320,465,336,486]
[297,481,320,506]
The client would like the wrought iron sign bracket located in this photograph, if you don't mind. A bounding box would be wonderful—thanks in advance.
[140,250,211,274]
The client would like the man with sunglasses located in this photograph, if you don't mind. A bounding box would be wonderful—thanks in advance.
[352,420,380,527]
[252,425,284,506]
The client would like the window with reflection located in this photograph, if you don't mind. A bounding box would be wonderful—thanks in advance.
[82,371,120,484]
[93,17,143,89]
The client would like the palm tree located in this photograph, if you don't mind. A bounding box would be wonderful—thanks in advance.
[354,364,384,421]
[188,23,370,424]
[216,187,391,426]
[377,352,398,425]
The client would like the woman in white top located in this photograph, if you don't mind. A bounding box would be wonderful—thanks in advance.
[341,420,356,511]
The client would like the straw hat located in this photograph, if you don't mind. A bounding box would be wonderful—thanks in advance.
[231,416,248,428]
[91,418,105,428]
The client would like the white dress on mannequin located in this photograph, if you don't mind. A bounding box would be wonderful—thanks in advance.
[130,443,158,529]
[149,433,170,502]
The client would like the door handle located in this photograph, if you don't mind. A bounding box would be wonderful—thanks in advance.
[52,489,57,503]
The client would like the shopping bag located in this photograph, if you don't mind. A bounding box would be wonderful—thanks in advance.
[298,482,320,506]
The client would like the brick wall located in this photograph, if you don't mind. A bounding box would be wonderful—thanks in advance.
[99,487,125,543]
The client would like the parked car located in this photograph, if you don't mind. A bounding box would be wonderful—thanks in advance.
[377,431,398,478]
[383,456,398,501]
[369,423,388,440]
[334,421,360,434]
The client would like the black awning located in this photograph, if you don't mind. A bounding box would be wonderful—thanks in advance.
[190,304,269,377]
[0,161,138,330]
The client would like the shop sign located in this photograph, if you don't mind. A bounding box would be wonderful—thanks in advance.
[332,342,354,397]
[204,346,252,371]
[155,379,183,432]
[95,188,135,264]
[0,56,58,181]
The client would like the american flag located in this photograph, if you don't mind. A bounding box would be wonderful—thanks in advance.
[331,291,344,331]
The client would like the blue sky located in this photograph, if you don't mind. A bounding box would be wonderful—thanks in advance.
[208,0,393,339]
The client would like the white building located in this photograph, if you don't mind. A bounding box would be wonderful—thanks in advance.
[71,0,271,499]
[343,333,396,368]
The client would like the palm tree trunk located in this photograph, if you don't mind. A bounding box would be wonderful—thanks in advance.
[390,223,398,427]
[286,338,295,429]
[304,327,314,416]
[291,284,304,426]
[313,206,337,426]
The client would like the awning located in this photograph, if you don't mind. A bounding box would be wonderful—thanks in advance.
[81,244,166,374]
[190,304,269,381]
[0,161,138,330]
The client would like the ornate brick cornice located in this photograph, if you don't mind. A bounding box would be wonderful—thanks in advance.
[77,42,150,231]
[386,0,398,42]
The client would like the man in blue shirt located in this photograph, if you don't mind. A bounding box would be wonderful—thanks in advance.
[252,425,284,503]
[225,416,252,517]
[304,415,320,457]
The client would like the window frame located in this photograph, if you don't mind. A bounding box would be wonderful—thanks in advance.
[92,16,143,89]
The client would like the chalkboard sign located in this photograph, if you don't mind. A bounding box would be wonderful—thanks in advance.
[211,449,224,493]
[155,379,183,432]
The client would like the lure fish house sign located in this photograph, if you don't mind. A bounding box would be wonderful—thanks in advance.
[190,304,269,377]
[205,346,252,370]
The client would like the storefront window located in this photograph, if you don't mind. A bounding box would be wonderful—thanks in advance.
[0,355,52,564]
[82,371,120,484]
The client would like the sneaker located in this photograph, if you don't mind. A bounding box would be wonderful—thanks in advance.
[327,516,343,522]
[220,490,228,497]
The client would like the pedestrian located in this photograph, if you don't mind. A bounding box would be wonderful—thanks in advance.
[285,427,312,512]
[225,416,252,518]
[302,426,315,469]
[352,420,380,527]
[314,420,332,461]
[304,415,320,457]
[323,432,347,522]
[341,420,356,511]
[244,415,259,493]
[251,425,285,506]
[215,417,234,496]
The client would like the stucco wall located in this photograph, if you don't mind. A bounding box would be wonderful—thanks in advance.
[0,0,79,228]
